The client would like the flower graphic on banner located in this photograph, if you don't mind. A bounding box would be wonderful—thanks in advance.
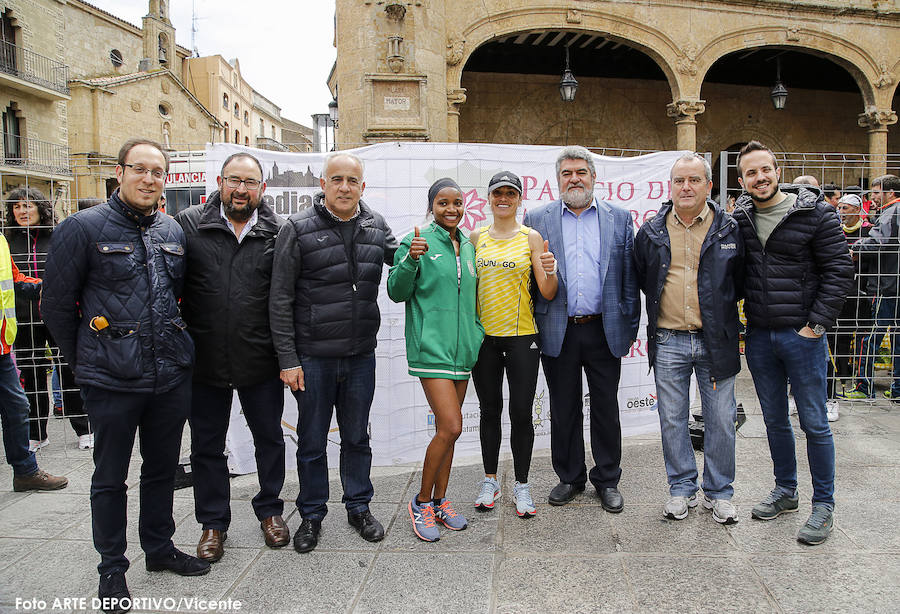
[460,189,487,231]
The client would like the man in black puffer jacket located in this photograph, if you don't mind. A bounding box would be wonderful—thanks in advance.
[732,140,853,547]
[269,152,398,554]
[176,152,289,564]
[42,139,208,612]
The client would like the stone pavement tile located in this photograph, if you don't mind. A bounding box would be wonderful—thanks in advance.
[726,505,859,554]
[606,505,736,554]
[832,435,900,467]
[750,553,900,613]
[56,494,197,544]
[0,490,28,512]
[614,466,670,504]
[382,498,499,552]
[624,554,776,612]
[621,440,665,468]
[295,501,398,552]
[0,539,99,609]
[501,504,617,555]
[122,545,258,612]
[493,554,636,613]
[0,537,43,573]
[0,492,88,539]
[831,412,898,438]
[828,502,900,551]
[354,552,492,614]
[229,549,374,613]
[834,465,900,501]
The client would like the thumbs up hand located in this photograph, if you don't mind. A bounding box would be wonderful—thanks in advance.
[409,226,429,260]
[540,239,557,275]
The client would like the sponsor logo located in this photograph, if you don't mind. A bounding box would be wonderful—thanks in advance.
[720,242,737,250]
[625,393,657,410]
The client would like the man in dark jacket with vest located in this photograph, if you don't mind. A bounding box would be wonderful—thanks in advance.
[42,138,209,614]
[269,152,398,553]
[733,140,853,546]
[634,153,743,525]
[176,152,289,564]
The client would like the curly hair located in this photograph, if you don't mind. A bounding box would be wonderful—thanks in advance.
[5,186,55,227]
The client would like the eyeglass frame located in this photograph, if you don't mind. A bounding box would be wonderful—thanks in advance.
[223,176,262,190]
[122,163,166,180]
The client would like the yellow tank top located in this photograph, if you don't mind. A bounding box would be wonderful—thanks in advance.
[475,225,536,336]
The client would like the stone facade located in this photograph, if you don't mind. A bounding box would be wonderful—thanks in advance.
[0,0,70,200]
[333,0,899,174]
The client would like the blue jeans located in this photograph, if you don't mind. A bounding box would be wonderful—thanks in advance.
[653,330,736,499]
[745,327,835,508]
[856,296,899,397]
[0,353,39,477]
[293,352,375,520]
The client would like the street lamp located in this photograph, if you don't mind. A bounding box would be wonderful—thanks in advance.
[559,46,578,102]
[328,99,339,128]
[770,56,788,110]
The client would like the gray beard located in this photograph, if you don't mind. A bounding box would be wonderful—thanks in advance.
[561,188,593,209]
[223,199,255,222]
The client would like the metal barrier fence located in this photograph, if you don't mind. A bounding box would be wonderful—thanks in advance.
[0,144,896,456]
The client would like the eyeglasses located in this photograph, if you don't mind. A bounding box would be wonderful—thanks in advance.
[224,177,261,190]
[123,164,166,180]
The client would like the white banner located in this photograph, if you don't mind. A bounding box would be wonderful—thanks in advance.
[204,142,686,473]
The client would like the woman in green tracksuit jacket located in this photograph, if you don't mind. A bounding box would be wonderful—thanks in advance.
[388,178,484,542]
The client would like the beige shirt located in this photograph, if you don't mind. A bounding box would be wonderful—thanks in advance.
[657,204,713,331]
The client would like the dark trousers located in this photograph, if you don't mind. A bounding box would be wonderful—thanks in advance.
[472,334,540,483]
[541,317,622,489]
[190,377,286,530]
[294,352,375,521]
[84,379,190,575]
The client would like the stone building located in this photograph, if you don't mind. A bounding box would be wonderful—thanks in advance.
[331,0,899,180]
[0,0,71,204]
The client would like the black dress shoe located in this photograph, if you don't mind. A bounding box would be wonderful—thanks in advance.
[145,548,211,576]
[598,487,624,513]
[548,482,585,506]
[98,572,131,614]
[348,509,385,542]
[293,518,321,553]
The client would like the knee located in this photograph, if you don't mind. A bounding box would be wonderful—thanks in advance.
[437,421,462,442]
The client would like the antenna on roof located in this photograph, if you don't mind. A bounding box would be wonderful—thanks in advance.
[191,0,200,56]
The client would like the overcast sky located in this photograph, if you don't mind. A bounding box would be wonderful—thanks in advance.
[86,0,336,129]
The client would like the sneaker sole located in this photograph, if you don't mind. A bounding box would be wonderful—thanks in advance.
[144,562,210,576]
[407,502,439,542]
[436,517,467,531]
[514,498,536,518]
[797,524,834,545]
[712,512,739,525]
[751,506,799,520]
[474,491,500,511]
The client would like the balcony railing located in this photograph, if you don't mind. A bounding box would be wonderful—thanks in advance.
[255,136,289,152]
[0,40,70,96]
[1,133,72,176]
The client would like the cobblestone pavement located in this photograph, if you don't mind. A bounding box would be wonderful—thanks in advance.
[1,365,898,613]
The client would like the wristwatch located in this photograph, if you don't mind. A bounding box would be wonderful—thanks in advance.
[806,322,826,336]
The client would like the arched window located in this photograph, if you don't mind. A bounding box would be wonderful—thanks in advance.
[158,33,168,64]
[259,118,264,135]
[243,110,249,125]
[234,129,239,144]
[233,102,239,119]
[223,121,229,142]
[223,93,229,109]
[244,136,249,146]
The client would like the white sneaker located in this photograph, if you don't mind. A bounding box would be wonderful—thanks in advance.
[664,493,699,520]
[826,400,840,422]
[28,438,49,452]
[474,477,500,510]
[512,481,536,518]
[703,495,739,524]
[788,396,797,415]
[78,433,95,450]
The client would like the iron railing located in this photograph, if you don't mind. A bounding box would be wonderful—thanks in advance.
[1,133,72,176]
[0,40,69,96]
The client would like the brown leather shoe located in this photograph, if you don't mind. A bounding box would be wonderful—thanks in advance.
[13,469,68,492]
[261,515,290,548]
[196,529,226,562]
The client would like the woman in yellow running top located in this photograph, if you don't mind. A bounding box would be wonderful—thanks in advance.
[470,171,558,518]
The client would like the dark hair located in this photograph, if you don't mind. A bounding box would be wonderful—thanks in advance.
[871,174,900,195]
[117,138,170,172]
[822,183,839,198]
[5,186,55,227]
[737,140,778,174]
[427,178,461,213]
[220,152,263,179]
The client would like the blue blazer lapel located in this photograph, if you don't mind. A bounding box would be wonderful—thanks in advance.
[549,200,567,282]
[596,199,613,292]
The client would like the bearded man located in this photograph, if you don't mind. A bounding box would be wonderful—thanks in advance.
[176,152,290,562]
[522,145,640,512]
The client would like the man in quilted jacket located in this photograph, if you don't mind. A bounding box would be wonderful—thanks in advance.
[43,139,209,614]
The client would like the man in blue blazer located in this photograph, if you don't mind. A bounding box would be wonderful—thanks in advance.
[523,145,640,511]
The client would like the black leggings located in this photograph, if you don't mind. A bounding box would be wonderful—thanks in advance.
[471,334,540,483]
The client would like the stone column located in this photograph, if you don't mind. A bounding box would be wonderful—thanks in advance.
[446,88,467,142]
[666,99,706,152]
[858,109,898,179]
